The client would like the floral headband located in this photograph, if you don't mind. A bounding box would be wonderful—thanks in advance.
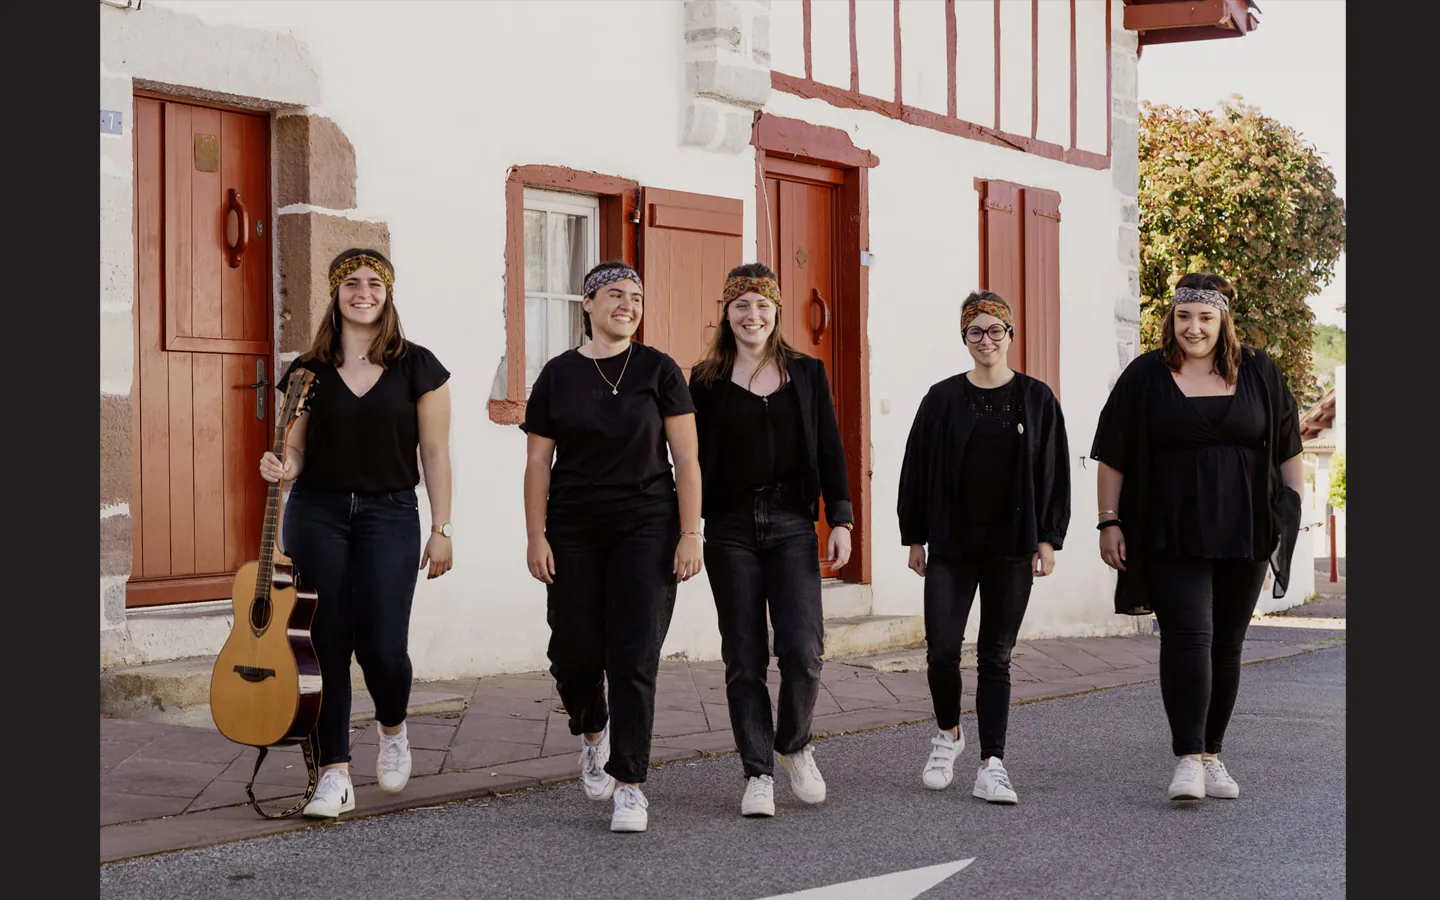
[329,254,394,295]
[584,266,643,298]
[961,297,1013,330]
[1171,286,1230,311]
[723,276,784,307]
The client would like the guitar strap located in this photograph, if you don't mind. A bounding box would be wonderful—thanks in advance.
[244,730,321,819]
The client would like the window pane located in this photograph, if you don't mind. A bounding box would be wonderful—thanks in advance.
[549,298,584,359]
[524,210,546,293]
[548,213,588,295]
[525,296,545,390]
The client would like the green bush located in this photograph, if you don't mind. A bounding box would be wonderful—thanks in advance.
[1328,454,1345,511]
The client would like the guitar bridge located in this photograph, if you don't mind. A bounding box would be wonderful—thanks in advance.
[233,665,277,683]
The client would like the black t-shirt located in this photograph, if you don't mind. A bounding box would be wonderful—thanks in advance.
[281,342,450,494]
[955,376,1023,549]
[521,342,694,510]
[720,379,804,509]
[1146,364,1267,558]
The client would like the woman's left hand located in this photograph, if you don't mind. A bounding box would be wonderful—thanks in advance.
[827,526,853,570]
[674,533,704,583]
[1032,541,1055,577]
[422,533,453,580]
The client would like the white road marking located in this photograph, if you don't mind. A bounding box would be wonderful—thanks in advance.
[752,858,976,900]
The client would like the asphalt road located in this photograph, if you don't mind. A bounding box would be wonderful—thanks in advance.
[100,645,1345,900]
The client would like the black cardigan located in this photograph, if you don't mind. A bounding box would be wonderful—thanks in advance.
[1089,347,1304,615]
[690,354,853,527]
[897,372,1071,555]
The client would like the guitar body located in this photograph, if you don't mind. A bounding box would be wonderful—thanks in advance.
[211,553,322,747]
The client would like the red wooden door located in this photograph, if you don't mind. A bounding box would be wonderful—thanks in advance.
[764,160,845,577]
[978,179,1026,373]
[130,96,273,607]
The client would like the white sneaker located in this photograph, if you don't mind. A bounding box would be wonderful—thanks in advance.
[580,726,616,801]
[303,767,355,818]
[376,724,412,794]
[776,743,826,804]
[1168,757,1206,801]
[1203,757,1240,799]
[610,783,649,833]
[741,775,776,817]
[922,728,964,790]
[972,758,1018,804]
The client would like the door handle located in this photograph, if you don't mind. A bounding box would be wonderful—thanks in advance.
[810,288,832,344]
[248,360,269,421]
[226,188,249,269]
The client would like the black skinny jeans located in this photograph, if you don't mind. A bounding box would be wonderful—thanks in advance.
[924,552,1034,761]
[544,496,680,785]
[704,491,825,779]
[1146,555,1268,757]
[283,488,422,767]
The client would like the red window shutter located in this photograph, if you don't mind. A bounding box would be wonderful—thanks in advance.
[639,187,744,379]
[1023,187,1062,398]
[977,180,1026,373]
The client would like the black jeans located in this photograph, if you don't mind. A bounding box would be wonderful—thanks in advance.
[545,496,680,784]
[924,552,1034,760]
[283,488,422,767]
[1147,555,1268,756]
[704,492,825,779]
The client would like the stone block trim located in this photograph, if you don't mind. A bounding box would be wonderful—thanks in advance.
[102,514,132,579]
[278,212,391,354]
[681,0,772,153]
[275,115,358,210]
[101,394,132,508]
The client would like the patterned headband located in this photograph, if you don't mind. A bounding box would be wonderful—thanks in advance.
[723,276,783,308]
[330,254,394,295]
[584,266,643,298]
[961,297,1014,330]
[1171,286,1230,311]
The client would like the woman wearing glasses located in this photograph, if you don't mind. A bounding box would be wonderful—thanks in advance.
[898,290,1071,805]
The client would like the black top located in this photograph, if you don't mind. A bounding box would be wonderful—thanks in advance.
[899,371,1071,558]
[689,355,853,526]
[282,342,450,494]
[1145,370,1267,559]
[956,377,1023,547]
[721,380,804,507]
[1090,348,1305,615]
[521,342,694,511]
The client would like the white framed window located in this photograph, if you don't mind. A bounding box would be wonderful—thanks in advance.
[523,188,599,394]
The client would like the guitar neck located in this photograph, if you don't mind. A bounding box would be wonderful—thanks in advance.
[255,429,288,595]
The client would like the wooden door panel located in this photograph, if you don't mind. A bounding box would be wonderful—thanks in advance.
[979,180,1026,373]
[770,173,843,577]
[130,96,272,607]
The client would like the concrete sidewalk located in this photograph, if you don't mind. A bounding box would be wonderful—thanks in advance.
[99,625,1341,863]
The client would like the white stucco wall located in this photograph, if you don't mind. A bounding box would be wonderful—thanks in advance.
[103,0,1141,678]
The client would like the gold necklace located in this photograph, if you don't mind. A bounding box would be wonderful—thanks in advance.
[591,343,633,396]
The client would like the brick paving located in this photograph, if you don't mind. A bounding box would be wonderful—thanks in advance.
[99,628,1336,863]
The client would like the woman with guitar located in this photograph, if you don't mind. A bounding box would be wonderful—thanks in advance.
[522,260,703,833]
[260,248,454,819]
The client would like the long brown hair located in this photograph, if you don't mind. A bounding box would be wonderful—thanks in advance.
[1160,271,1248,385]
[303,248,408,366]
[692,263,804,388]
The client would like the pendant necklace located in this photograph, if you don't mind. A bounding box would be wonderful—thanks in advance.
[592,343,633,396]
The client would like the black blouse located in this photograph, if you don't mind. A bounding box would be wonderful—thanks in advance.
[1145,368,1267,559]
[1090,347,1305,615]
[282,342,450,494]
[521,342,694,512]
[720,380,804,507]
[955,377,1024,552]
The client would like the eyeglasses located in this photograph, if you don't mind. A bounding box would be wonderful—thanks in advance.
[965,324,1013,343]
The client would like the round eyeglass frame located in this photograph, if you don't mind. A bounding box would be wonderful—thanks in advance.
[965,324,1013,343]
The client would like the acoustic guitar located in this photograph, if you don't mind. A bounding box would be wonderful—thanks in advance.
[210,368,323,817]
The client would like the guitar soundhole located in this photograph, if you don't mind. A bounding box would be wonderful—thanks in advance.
[249,594,272,633]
